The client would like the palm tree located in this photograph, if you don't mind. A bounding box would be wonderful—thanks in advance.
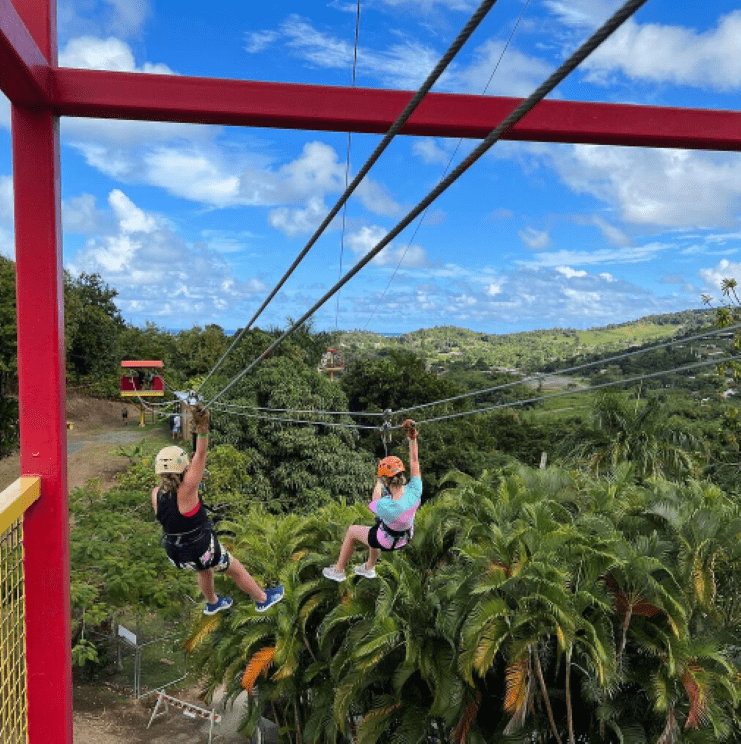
[569,391,700,481]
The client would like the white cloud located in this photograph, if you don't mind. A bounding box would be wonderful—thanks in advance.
[0,92,8,130]
[544,0,615,29]
[699,259,741,293]
[62,194,112,234]
[355,178,403,218]
[373,0,476,10]
[413,139,453,166]
[556,266,587,278]
[246,14,550,94]
[59,0,151,39]
[490,207,515,221]
[583,12,741,91]
[269,197,328,238]
[519,227,551,251]
[535,144,741,230]
[59,36,174,74]
[449,40,552,97]
[103,0,150,38]
[245,30,280,53]
[522,242,672,268]
[68,190,268,325]
[589,215,632,247]
[346,225,430,268]
[0,176,13,226]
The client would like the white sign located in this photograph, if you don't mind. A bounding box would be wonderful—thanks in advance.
[118,624,137,646]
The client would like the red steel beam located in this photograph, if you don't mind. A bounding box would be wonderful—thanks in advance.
[0,0,51,105]
[12,0,72,742]
[53,68,741,152]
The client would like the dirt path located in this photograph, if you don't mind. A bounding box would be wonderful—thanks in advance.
[0,396,254,742]
[0,397,161,493]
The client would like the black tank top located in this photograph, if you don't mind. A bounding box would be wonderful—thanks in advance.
[155,489,209,535]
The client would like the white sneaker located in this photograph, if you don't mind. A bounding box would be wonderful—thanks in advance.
[322,566,347,582]
[353,563,377,579]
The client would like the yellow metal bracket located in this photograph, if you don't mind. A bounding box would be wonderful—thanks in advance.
[0,477,41,535]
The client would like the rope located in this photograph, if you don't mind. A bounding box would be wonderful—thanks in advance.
[203,0,650,411]
[363,0,532,330]
[195,0,501,396]
[408,356,735,426]
[394,322,740,415]
[336,0,362,329]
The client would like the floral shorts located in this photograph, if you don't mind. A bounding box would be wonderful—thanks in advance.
[162,528,231,572]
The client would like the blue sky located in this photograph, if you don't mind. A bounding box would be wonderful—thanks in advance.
[2,0,741,334]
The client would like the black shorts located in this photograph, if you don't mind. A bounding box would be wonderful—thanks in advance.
[162,528,231,572]
[367,522,407,552]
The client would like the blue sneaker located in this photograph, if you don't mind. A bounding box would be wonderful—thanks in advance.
[204,595,233,616]
[255,585,284,613]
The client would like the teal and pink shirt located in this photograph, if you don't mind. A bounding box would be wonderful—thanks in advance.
[369,476,422,550]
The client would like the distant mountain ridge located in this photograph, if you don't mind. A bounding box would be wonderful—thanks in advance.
[337,308,718,372]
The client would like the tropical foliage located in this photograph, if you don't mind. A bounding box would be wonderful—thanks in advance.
[188,464,741,743]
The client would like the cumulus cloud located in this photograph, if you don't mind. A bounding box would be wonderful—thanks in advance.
[556,266,588,278]
[346,225,430,268]
[699,259,741,294]
[59,36,174,74]
[68,190,268,325]
[534,144,741,230]
[62,194,113,235]
[449,40,552,97]
[583,12,741,91]
[519,227,551,251]
[58,0,151,39]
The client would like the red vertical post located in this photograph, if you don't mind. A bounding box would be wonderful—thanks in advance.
[10,0,72,742]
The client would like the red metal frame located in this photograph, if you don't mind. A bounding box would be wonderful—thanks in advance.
[2,0,741,741]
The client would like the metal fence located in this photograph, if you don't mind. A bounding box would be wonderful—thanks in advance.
[85,623,190,699]
[0,517,28,743]
[0,478,40,744]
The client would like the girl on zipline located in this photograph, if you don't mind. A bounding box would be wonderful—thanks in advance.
[152,405,284,615]
[323,419,421,581]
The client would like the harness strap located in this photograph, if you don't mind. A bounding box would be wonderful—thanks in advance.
[375,518,411,549]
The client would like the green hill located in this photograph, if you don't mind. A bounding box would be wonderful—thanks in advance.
[337,308,717,373]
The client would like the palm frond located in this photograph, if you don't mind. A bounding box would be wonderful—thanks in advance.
[241,645,276,691]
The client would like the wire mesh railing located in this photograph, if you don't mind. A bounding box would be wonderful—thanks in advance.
[0,477,40,744]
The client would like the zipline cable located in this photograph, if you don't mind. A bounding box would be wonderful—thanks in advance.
[336,0,362,329]
[409,355,736,425]
[363,0,532,330]
[203,0,651,411]
[195,0,503,396]
[394,322,740,415]
[207,403,379,430]
[212,401,386,417]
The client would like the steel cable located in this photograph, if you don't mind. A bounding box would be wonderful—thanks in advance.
[195,0,502,396]
[203,0,650,410]
[394,322,740,414]
[405,355,735,426]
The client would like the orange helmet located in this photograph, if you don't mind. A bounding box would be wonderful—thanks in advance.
[377,456,405,478]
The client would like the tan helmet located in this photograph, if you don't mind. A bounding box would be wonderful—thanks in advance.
[155,446,190,475]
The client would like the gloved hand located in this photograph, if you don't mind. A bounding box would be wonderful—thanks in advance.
[402,419,418,440]
[191,404,210,434]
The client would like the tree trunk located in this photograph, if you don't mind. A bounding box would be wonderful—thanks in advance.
[617,604,633,669]
[565,647,575,744]
[533,648,563,744]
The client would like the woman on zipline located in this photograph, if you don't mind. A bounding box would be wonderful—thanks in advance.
[152,405,284,615]
[324,419,421,581]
